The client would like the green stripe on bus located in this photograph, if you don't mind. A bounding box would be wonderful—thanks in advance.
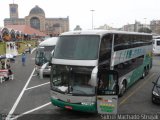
[50,98,97,113]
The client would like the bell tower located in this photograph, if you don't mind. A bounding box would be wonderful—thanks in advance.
[9,3,19,18]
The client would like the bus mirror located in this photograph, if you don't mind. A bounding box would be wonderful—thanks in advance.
[90,66,98,87]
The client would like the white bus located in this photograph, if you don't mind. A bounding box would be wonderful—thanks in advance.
[153,36,160,55]
[35,37,58,75]
[50,30,152,113]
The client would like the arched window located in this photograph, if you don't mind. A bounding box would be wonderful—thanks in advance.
[30,17,40,30]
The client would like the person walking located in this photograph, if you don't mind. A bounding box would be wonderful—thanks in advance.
[22,52,26,66]
[29,46,31,54]
[6,59,11,69]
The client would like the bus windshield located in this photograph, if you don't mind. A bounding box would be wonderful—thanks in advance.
[54,35,100,60]
[35,46,55,66]
[51,65,95,95]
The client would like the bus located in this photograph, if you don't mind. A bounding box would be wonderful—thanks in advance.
[50,30,152,113]
[35,37,58,76]
[153,36,160,55]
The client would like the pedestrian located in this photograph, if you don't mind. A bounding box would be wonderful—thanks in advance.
[8,66,14,80]
[29,47,31,54]
[22,52,26,66]
[6,59,11,69]
[1,60,5,69]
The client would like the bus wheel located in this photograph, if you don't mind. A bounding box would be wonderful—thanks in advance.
[141,70,146,79]
[141,68,148,79]
[119,81,126,97]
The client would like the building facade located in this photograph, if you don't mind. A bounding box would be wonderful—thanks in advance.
[4,4,69,36]
[150,20,160,35]
[121,21,150,32]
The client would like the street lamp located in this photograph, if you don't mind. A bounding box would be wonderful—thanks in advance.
[90,10,95,30]
[144,18,147,27]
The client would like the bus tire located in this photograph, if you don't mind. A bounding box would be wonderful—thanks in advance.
[142,71,145,79]
[119,80,127,97]
[141,68,147,79]
[141,67,149,79]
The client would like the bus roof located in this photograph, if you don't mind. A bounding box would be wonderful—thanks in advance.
[39,37,58,46]
[60,30,152,36]
[153,35,160,39]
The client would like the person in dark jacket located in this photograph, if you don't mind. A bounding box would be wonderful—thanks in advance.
[22,52,26,66]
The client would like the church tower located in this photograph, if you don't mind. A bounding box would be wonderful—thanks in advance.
[9,3,19,18]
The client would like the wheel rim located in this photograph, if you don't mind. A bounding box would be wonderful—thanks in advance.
[143,72,145,77]
[121,83,126,95]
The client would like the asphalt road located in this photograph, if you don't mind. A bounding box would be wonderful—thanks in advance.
[0,53,160,120]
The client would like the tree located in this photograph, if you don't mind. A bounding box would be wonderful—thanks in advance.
[74,25,82,31]
[138,27,152,33]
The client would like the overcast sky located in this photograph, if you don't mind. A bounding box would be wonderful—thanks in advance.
[1,0,160,30]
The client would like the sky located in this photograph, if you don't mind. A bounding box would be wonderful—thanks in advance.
[1,0,160,30]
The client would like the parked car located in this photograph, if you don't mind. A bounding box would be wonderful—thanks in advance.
[152,75,160,104]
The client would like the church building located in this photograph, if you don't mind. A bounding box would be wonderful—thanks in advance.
[4,3,69,36]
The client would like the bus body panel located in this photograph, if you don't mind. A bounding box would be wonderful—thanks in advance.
[118,65,143,89]
[114,45,152,92]
[153,39,160,55]
[112,45,152,66]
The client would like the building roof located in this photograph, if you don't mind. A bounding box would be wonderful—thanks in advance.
[6,25,46,36]
[29,5,45,15]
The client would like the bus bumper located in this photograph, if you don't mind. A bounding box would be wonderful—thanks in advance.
[50,98,97,113]
[153,49,160,55]
[35,66,51,75]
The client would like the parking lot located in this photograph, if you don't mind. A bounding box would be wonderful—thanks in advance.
[0,54,160,120]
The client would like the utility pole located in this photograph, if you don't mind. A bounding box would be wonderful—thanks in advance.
[90,10,95,30]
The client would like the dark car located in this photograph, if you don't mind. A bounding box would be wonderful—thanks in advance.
[152,75,160,104]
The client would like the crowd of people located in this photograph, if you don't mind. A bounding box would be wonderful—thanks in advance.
[6,42,16,49]
[0,42,33,82]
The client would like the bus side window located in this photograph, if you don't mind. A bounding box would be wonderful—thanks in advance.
[99,34,112,64]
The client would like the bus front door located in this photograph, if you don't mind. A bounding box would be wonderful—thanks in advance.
[97,69,118,114]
